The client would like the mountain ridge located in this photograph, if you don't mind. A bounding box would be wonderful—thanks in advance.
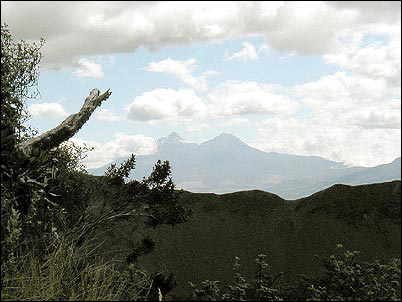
[89,132,401,199]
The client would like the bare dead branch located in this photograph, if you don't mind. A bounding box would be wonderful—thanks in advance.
[19,88,112,156]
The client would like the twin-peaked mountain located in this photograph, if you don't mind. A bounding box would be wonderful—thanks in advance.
[89,132,401,199]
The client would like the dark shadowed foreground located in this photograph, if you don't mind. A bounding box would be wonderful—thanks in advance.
[135,181,401,299]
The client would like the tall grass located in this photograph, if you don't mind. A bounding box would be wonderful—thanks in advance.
[1,241,152,301]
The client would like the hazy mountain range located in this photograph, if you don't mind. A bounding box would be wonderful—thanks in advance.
[89,132,401,199]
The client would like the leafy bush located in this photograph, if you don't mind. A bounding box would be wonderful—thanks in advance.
[299,246,401,301]
[189,245,401,301]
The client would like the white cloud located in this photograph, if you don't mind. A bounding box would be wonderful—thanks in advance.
[227,42,258,61]
[202,70,220,77]
[69,133,157,169]
[248,69,401,166]
[346,99,401,130]
[207,80,299,117]
[2,2,399,67]
[252,117,401,167]
[220,117,252,127]
[94,109,121,122]
[126,88,206,124]
[258,43,270,53]
[28,102,68,118]
[323,32,401,86]
[292,71,400,134]
[73,58,104,78]
[186,123,210,133]
[146,58,210,91]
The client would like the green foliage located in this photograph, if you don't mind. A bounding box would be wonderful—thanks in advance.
[105,154,136,184]
[60,157,191,248]
[142,160,191,228]
[57,141,95,173]
[1,148,188,299]
[1,23,43,141]
[300,247,401,301]
[1,140,66,262]
[189,254,284,301]
[2,124,93,262]
[1,23,56,263]
[189,246,401,301]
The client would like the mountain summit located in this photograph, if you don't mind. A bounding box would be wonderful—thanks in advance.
[203,133,244,145]
[89,133,401,199]
[157,132,186,146]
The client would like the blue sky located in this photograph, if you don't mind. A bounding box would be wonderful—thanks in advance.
[2,1,401,169]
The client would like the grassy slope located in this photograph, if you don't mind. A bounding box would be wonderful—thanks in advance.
[136,181,401,299]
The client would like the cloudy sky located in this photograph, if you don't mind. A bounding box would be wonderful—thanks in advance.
[2,1,401,169]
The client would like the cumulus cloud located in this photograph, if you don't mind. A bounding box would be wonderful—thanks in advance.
[73,58,104,78]
[146,58,210,91]
[28,102,68,118]
[126,88,206,124]
[323,32,401,86]
[220,117,252,127]
[2,2,400,67]
[227,42,258,61]
[207,80,299,117]
[346,99,401,130]
[252,117,401,167]
[94,109,121,121]
[186,123,210,133]
[293,71,400,131]
[69,133,157,169]
[248,69,401,166]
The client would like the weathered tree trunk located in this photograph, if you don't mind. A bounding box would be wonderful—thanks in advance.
[19,88,111,156]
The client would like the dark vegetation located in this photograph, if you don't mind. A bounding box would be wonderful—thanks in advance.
[297,182,401,224]
[189,249,401,301]
[136,182,401,299]
[1,24,401,301]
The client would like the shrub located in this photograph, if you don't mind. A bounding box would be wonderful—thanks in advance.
[189,245,401,301]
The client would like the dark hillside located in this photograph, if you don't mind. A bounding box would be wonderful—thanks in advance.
[287,180,401,282]
[136,181,401,299]
[137,190,294,298]
[296,180,401,224]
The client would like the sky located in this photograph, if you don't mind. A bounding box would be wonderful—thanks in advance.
[1,1,401,169]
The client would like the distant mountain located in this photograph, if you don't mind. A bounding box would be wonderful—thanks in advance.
[134,180,401,299]
[89,132,401,199]
[334,157,401,185]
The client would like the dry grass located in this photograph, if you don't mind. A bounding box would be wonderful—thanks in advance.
[1,242,151,301]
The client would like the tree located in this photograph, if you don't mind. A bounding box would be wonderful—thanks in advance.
[1,23,54,262]
[1,25,191,294]
[1,24,113,260]
[1,23,43,142]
